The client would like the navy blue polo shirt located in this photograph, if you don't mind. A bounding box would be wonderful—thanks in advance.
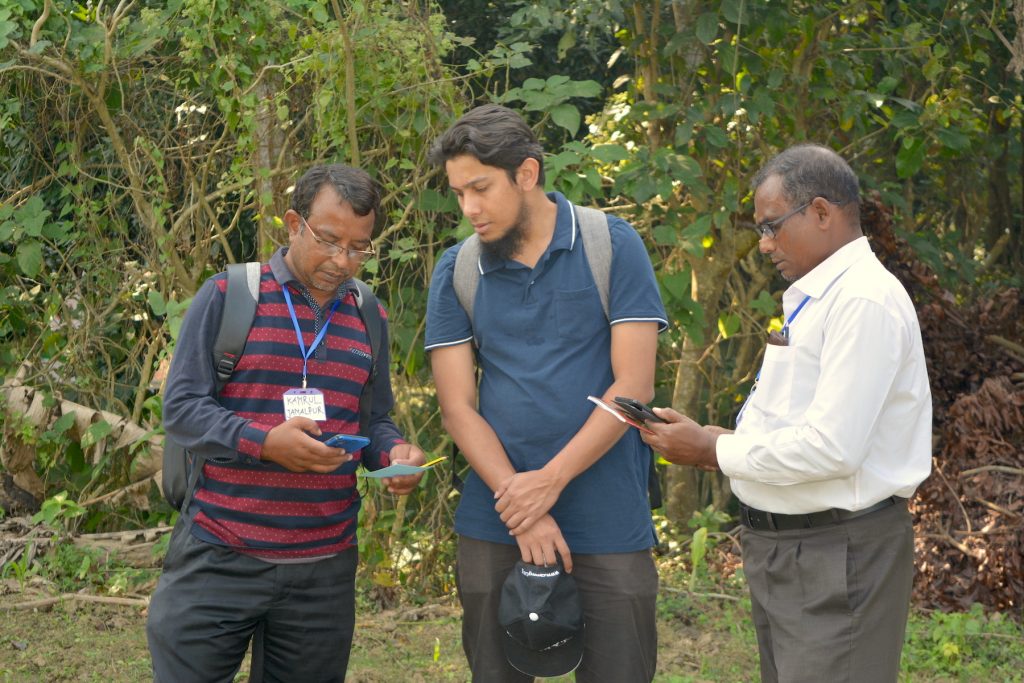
[425,192,667,553]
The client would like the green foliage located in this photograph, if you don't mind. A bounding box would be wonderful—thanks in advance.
[902,603,1024,679]
[2,0,1022,598]
[32,491,87,531]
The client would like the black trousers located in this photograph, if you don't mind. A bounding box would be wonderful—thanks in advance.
[147,522,358,683]
[741,499,914,683]
[457,536,659,683]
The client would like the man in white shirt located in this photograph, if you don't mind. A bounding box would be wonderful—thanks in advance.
[642,144,932,683]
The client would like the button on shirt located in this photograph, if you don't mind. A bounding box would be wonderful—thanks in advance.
[425,192,668,553]
[717,237,932,514]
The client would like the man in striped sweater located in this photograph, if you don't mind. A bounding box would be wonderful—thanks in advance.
[147,164,425,682]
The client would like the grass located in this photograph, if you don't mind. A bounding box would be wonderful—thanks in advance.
[0,540,1022,681]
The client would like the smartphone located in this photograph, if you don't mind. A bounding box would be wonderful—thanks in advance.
[612,396,666,424]
[321,434,371,450]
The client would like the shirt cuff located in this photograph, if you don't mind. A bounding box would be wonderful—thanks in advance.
[715,433,755,480]
[239,422,272,460]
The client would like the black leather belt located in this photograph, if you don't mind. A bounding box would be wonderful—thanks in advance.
[739,496,901,531]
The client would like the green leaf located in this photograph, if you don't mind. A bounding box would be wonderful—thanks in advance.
[81,421,113,449]
[896,138,926,179]
[52,413,77,434]
[702,125,729,148]
[16,240,42,277]
[660,271,690,301]
[550,103,581,136]
[720,0,747,25]
[653,224,677,245]
[749,290,777,316]
[310,2,329,24]
[717,313,741,339]
[148,289,166,316]
[556,29,576,60]
[591,144,629,164]
[415,189,455,213]
[696,13,719,44]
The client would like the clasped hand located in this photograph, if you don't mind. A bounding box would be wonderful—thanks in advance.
[494,469,561,536]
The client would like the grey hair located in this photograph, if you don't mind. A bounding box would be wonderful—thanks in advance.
[752,144,860,221]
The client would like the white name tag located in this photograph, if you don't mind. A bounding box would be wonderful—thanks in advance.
[283,388,327,421]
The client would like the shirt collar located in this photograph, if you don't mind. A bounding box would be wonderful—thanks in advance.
[789,236,872,299]
[269,247,356,300]
[477,191,576,274]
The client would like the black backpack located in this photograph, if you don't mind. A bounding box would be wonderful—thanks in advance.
[160,263,384,510]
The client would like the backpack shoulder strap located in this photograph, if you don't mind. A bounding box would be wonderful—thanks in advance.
[352,278,382,434]
[575,205,611,321]
[452,236,482,328]
[213,262,260,391]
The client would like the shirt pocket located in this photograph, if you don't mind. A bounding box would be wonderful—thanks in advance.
[555,286,605,340]
[752,344,799,419]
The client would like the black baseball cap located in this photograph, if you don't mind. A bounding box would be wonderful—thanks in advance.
[498,560,585,678]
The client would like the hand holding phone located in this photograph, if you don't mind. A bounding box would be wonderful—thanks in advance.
[321,434,371,451]
[612,396,666,424]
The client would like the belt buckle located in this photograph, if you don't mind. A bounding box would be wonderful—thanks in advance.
[742,506,775,531]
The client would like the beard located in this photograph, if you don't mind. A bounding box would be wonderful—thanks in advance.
[480,200,528,261]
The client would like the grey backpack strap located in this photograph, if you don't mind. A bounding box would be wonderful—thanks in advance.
[352,278,381,435]
[212,262,261,386]
[452,235,483,329]
[575,205,611,320]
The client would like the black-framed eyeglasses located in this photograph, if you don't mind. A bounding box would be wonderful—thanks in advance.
[755,201,811,240]
[299,215,376,262]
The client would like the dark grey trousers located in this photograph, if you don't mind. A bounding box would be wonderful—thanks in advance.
[741,499,914,683]
[146,522,358,683]
[457,536,659,683]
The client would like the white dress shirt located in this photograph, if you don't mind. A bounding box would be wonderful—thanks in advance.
[717,236,932,513]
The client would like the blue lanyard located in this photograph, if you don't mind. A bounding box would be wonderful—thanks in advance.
[781,294,812,340]
[281,285,340,388]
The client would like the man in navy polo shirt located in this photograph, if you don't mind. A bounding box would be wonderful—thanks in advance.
[425,104,668,682]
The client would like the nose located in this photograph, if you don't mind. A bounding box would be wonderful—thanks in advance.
[758,232,774,254]
[460,193,480,218]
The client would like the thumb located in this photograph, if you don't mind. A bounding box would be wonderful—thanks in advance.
[652,406,685,423]
[288,416,323,437]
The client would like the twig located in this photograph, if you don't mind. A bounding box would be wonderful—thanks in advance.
[659,586,742,602]
[935,466,972,533]
[922,532,985,560]
[986,334,1024,363]
[0,593,149,611]
[960,465,1024,477]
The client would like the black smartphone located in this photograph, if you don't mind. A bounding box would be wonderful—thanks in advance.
[612,396,666,424]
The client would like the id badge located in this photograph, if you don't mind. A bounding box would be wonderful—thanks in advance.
[283,388,327,421]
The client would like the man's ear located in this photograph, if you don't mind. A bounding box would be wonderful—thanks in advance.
[284,209,302,237]
[515,157,541,191]
[811,196,834,228]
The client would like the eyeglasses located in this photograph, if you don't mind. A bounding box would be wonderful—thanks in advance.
[299,215,376,262]
[755,198,847,239]
[754,201,811,239]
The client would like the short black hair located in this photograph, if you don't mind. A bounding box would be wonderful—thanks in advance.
[752,144,860,222]
[429,104,545,185]
[291,164,382,234]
